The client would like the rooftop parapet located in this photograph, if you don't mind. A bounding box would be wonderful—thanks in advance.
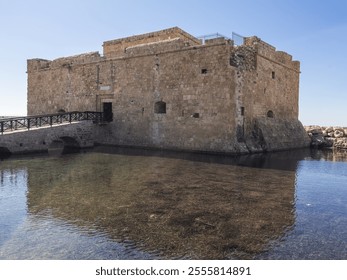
[27,58,51,72]
[205,37,232,45]
[50,52,102,68]
[103,27,201,58]
[124,37,188,57]
[244,36,300,71]
[27,52,102,71]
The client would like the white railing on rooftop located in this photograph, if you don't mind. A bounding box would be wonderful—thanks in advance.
[197,32,244,46]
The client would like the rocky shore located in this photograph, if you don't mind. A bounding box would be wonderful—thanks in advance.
[304,126,347,149]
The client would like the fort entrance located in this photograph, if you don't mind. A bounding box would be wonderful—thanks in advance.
[103,102,113,122]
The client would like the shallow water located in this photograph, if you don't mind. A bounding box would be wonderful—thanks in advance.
[0,147,346,259]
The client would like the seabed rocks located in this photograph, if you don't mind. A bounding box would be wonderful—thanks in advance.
[304,125,347,149]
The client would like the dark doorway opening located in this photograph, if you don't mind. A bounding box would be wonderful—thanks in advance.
[103,102,113,122]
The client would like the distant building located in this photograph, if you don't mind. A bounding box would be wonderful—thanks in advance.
[27,27,309,153]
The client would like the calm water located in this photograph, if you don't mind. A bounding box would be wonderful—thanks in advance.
[0,147,346,260]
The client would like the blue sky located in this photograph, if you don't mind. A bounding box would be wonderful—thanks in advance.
[0,0,346,126]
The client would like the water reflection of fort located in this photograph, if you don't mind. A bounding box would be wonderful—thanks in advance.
[24,148,334,259]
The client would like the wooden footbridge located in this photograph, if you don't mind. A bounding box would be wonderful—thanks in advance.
[0,111,103,135]
[0,111,104,156]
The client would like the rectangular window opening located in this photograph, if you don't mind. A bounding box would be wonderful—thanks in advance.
[201,69,208,74]
[272,71,275,79]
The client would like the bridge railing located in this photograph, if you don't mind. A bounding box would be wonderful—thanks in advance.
[0,111,103,135]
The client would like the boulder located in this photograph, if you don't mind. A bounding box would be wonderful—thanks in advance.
[305,125,322,135]
[325,126,334,133]
[310,134,333,148]
[334,137,347,149]
[334,129,344,138]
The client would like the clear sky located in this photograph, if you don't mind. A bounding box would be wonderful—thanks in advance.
[0,0,346,126]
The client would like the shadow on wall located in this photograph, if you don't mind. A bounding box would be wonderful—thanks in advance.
[0,147,11,159]
[48,137,81,156]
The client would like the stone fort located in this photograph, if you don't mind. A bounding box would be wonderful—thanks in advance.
[27,27,309,154]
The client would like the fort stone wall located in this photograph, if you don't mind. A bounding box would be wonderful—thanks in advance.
[96,41,241,153]
[27,27,309,154]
